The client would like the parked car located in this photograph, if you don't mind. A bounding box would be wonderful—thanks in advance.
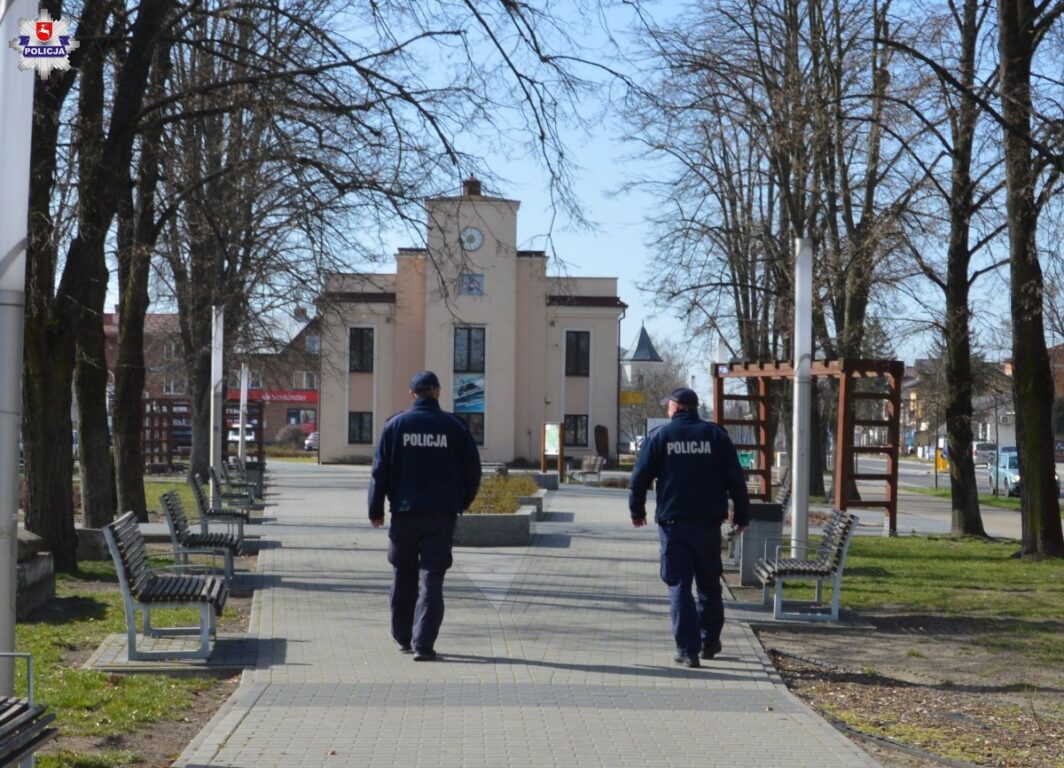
[989,447,1020,496]
[304,431,319,451]
[227,425,255,444]
[971,441,996,466]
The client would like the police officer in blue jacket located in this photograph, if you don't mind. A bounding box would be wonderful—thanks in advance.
[629,387,750,668]
[369,371,482,661]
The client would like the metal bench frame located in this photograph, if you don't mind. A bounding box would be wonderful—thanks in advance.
[160,491,238,581]
[103,513,228,661]
[189,475,248,542]
[0,653,57,768]
[756,510,858,622]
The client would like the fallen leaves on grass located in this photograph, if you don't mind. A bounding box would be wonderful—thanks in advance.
[771,651,1064,768]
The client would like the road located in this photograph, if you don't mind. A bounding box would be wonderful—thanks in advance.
[852,456,992,491]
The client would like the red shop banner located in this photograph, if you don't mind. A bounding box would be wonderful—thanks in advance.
[227,389,319,404]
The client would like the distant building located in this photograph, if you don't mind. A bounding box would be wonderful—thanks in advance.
[225,319,321,439]
[317,178,626,463]
[102,310,321,439]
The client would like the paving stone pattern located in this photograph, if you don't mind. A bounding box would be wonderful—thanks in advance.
[175,463,879,767]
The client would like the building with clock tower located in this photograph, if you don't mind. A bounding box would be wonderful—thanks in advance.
[316,177,627,464]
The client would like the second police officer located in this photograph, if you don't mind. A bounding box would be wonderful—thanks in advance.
[369,370,482,661]
[628,387,750,668]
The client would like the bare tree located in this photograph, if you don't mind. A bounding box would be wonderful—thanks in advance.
[997,0,1064,556]
[25,0,174,570]
[883,0,1008,536]
[627,0,922,498]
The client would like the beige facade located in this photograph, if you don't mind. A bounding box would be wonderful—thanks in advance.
[318,180,626,464]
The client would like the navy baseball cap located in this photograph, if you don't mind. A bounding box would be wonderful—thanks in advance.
[661,387,699,408]
[410,370,441,393]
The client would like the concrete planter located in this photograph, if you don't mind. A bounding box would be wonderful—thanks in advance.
[517,489,549,520]
[454,505,533,547]
[533,472,560,490]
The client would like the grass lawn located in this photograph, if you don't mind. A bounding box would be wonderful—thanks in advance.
[835,536,1064,664]
[143,477,196,514]
[16,560,237,768]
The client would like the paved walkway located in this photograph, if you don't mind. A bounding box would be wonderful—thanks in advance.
[175,462,879,767]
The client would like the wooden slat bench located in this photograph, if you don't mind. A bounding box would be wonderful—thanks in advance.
[208,466,256,510]
[754,509,859,622]
[189,475,249,541]
[160,491,240,580]
[0,653,57,768]
[572,455,605,484]
[0,696,57,768]
[103,512,229,661]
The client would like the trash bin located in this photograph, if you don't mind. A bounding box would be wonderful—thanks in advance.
[244,460,266,499]
[739,501,784,587]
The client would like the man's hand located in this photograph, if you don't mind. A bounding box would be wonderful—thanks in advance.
[631,515,647,528]
[370,518,384,528]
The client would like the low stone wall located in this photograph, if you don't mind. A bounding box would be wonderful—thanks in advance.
[454,506,533,547]
[517,489,549,520]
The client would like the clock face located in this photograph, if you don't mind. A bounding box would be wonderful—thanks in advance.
[459,226,484,251]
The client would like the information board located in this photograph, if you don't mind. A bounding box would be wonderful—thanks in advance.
[543,423,561,456]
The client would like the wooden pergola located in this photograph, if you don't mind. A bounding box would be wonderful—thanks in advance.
[712,359,905,534]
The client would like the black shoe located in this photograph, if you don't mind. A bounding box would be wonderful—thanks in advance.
[674,652,700,668]
[413,649,439,662]
[701,640,723,660]
[398,642,413,654]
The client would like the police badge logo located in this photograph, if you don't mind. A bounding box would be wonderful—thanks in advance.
[8,9,79,79]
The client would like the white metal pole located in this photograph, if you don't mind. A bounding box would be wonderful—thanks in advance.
[791,238,813,554]
[0,0,37,696]
[209,306,224,505]
[238,363,248,462]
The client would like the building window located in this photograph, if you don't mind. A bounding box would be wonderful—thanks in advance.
[349,328,374,372]
[287,408,316,427]
[306,335,321,354]
[456,413,485,445]
[163,376,187,396]
[348,411,373,444]
[163,341,181,361]
[294,370,317,390]
[457,274,485,296]
[565,331,590,376]
[564,414,588,447]
[454,327,485,373]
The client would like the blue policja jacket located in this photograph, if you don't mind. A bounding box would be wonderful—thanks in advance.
[368,397,482,521]
[628,410,751,526]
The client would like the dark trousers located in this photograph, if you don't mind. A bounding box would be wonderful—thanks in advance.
[387,514,456,652]
[657,519,724,656]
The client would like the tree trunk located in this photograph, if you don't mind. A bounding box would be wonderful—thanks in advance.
[75,307,116,529]
[113,225,151,520]
[998,0,1064,556]
[24,51,79,573]
[22,346,79,572]
[944,0,987,538]
[809,384,827,497]
[114,216,150,521]
[189,346,213,483]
